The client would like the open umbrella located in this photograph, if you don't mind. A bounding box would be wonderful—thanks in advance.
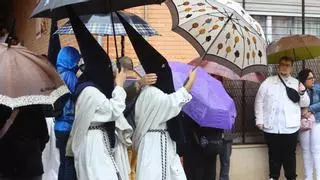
[31,0,165,20]
[267,34,320,64]
[166,0,267,76]
[54,11,158,57]
[189,58,265,83]
[0,43,69,109]
[55,11,158,37]
[135,61,237,129]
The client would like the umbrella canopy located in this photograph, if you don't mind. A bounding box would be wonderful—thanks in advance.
[189,58,265,83]
[135,61,237,129]
[0,43,69,109]
[166,0,267,76]
[267,34,320,64]
[31,0,165,20]
[55,11,158,36]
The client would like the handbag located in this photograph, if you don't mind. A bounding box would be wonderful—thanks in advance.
[301,113,315,130]
[278,74,300,103]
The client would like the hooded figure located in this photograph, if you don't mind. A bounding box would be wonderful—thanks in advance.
[65,7,132,180]
[55,46,80,180]
[56,46,80,132]
[117,13,196,180]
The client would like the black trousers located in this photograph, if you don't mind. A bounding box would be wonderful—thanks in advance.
[184,140,232,180]
[55,131,77,180]
[264,131,299,180]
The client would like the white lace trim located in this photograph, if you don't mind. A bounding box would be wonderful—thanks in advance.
[0,86,70,109]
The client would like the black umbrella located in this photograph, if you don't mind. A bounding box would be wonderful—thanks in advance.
[117,12,188,156]
[31,0,165,20]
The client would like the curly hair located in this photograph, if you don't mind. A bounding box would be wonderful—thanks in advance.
[298,68,313,85]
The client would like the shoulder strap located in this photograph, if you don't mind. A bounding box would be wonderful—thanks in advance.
[0,109,19,140]
[278,74,288,87]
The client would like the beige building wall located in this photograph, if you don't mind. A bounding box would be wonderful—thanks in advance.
[229,145,307,180]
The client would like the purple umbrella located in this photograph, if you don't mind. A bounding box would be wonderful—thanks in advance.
[135,61,237,130]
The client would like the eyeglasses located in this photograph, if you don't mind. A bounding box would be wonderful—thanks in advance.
[307,77,315,80]
[279,63,292,67]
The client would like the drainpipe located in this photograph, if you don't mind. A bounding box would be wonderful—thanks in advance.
[241,0,246,144]
[302,0,306,69]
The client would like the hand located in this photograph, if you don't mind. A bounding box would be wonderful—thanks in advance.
[115,68,127,87]
[299,83,306,92]
[139,73,157,87]
[256,124,264,130]
[306,111,313,118]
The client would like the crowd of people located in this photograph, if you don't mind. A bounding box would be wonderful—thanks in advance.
[0,45,320,180]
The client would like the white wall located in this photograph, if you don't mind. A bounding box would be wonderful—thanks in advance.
[233,0,320,17]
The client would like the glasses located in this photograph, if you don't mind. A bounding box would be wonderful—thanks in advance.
[307,77,315,81]
[279,63,292,68]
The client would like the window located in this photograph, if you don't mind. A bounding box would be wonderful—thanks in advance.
[252,15,320,42]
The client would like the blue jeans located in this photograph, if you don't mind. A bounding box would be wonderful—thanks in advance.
[55,131,77,180]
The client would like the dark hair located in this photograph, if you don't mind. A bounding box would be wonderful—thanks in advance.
[298,68,313,85]
[279,56,294,65]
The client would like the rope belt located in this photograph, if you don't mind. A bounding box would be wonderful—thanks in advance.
[89,125,122,180]
[147,129,168,180]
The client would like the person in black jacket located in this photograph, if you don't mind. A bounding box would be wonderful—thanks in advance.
[183,113,226,180]
[0,105,49,180]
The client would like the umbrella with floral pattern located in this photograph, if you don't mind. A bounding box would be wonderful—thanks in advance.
[166,0,267,76]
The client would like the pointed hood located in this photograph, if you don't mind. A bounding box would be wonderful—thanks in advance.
[48,18,61,66]
[66,6,114,98]
[116,12,175,94]
[117,12,187,154]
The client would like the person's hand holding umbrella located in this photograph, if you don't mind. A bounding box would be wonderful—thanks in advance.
[137,73,158,90]
[115,68,128,88]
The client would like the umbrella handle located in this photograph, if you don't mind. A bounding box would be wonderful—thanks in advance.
[183,65,198,86]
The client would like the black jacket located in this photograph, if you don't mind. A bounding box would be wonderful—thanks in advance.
[0,105,49,178]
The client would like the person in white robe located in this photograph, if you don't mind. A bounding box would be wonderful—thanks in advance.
[133,70,197,180]
[66,69,132,180]
[42,117,60,180]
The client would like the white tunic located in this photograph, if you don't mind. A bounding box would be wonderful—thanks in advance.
[134,86,192,180]
[42,118,59,180]
[66,86,132,180]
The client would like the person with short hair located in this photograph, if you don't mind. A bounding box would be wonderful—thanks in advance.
[255,56,309,180]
